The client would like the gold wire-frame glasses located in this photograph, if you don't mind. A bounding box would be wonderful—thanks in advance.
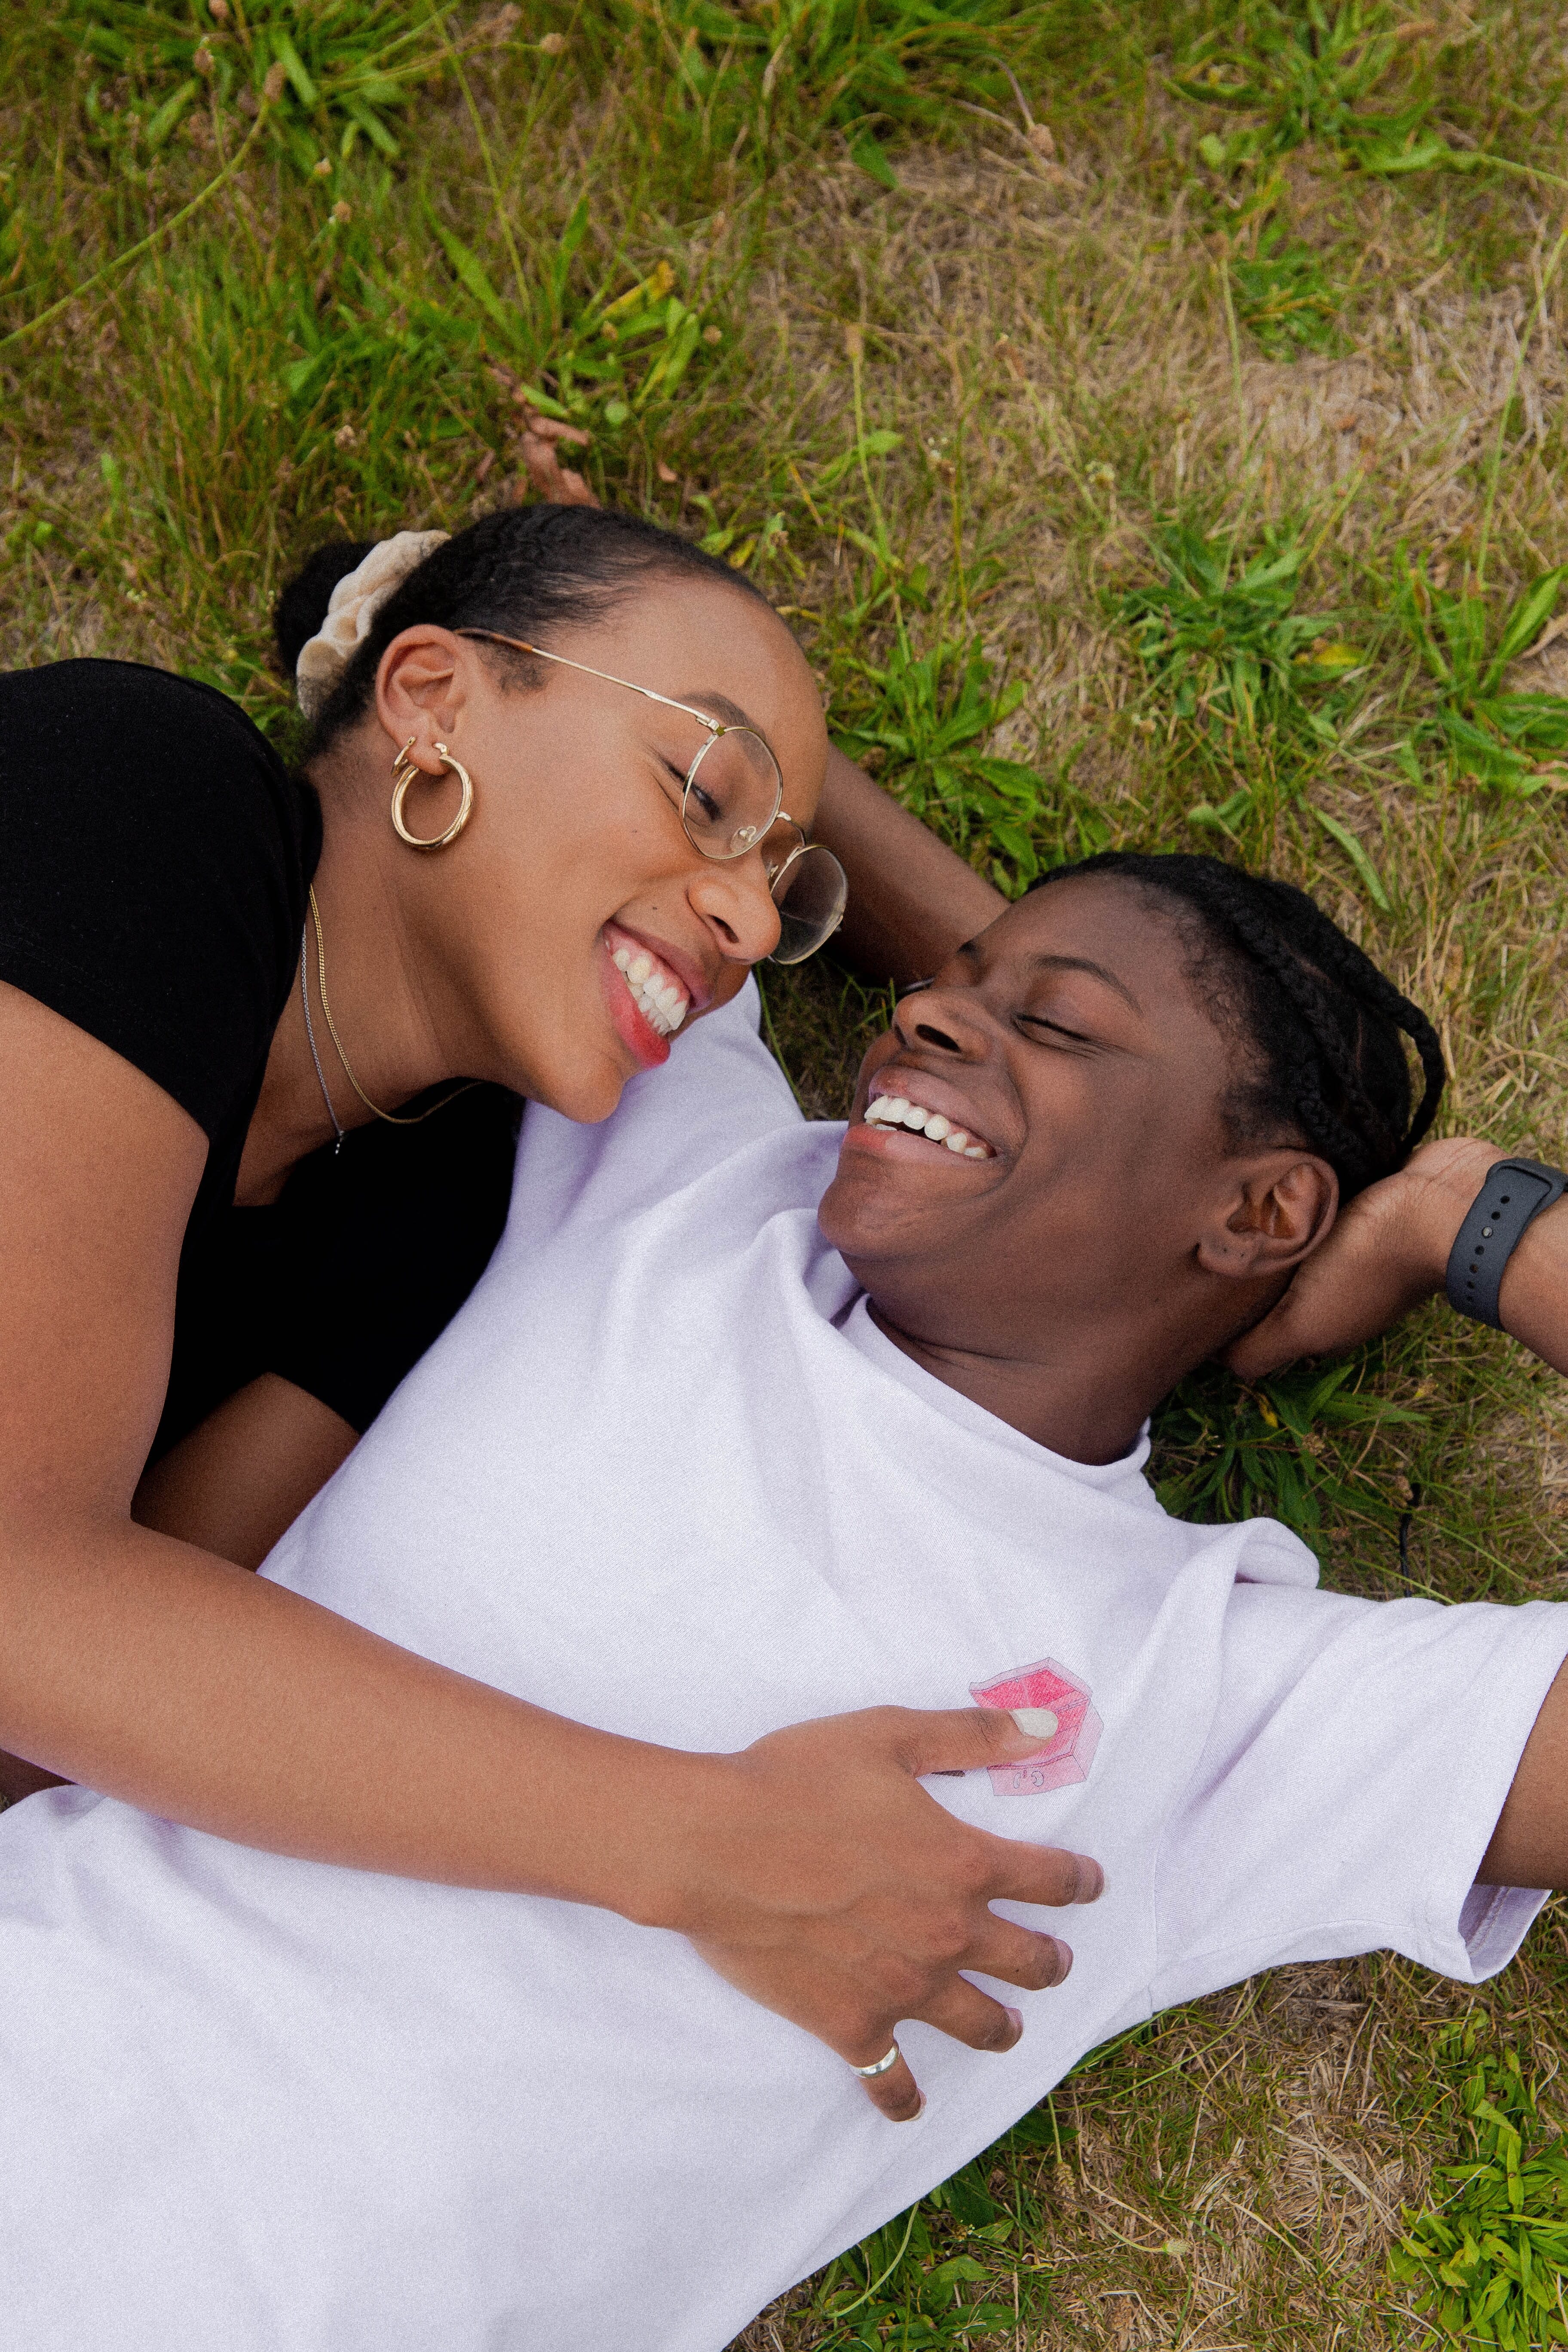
[456,627,848,965]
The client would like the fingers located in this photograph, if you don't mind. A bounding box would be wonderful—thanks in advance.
[979,1832,1104,1911]
[1221,1299,1303,1380]
[962,1913,1075,1992]
[519,415,600,509]
[844,2039,925,2124]
[519,410,592,449]
[920,1979,1032,2055]
[898,1703,1086,1779]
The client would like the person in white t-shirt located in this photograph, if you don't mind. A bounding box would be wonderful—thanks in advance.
[3,850,1567,2352]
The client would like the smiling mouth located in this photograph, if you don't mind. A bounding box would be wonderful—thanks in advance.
[862,1091,995,1158]
[609,937,690,1038]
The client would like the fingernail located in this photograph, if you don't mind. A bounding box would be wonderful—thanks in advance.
[915,2092,928,2118]
[1076,1856,1106,1903]
[1010,1707,1059,1742]
[1004,2005,1024,2037]
[1050,1937,1075,1984]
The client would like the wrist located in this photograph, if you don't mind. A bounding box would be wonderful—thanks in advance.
[1400,1138,1510,1292]
[606,1745,741,1936]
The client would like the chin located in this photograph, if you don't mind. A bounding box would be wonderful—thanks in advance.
[816,1165,906,1259]
[527,1041,631,1127]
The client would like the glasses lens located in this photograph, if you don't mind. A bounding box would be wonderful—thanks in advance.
[767,844,849,966]
[682,729,782,859]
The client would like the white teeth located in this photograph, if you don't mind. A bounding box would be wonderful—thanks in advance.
[863,1096,994,1158]
[611,938,689,1037]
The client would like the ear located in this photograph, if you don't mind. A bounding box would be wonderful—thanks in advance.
[1195,1152,1339,1281]
[374,628,477,761]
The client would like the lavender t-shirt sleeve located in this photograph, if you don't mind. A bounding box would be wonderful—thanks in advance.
[1149,1586,1568,2001]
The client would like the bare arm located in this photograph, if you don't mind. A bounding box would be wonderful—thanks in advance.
[0,981,1099,2119]
[810,746,1006,986]
[1225,1136,1568,1382]
[133,1375,359,1573]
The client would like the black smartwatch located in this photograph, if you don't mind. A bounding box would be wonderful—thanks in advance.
[1445,1158,1568,1328]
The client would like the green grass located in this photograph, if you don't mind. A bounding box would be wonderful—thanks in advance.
[8,1,1568,2343]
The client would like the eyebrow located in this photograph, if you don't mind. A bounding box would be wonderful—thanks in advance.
[953,938,1142,1015]
[679,687,764,737]
[1025,951,1142,1012]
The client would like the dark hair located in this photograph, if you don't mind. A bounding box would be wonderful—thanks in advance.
[1030,851,1445,1201]
[274,505,773,753]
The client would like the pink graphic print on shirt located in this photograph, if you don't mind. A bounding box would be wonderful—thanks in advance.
[970,1657,1102,1796]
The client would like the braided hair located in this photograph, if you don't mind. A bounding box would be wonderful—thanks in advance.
[1030,851,1446,1201]
[274,505,772,757]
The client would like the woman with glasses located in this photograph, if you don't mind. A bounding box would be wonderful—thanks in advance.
[0,501,1025,2076]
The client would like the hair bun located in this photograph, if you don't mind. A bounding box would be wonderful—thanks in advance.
[273,540,378,676]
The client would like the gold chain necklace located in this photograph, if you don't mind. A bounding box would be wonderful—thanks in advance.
[306,885,475,1129]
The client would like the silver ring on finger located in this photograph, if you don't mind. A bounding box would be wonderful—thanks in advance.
[849,2044,900,2079]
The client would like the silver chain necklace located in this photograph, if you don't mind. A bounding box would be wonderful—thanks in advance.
[300,921,346,1155]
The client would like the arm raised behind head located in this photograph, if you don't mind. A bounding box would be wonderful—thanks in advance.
[1225,1136,1568,1382]
[810,746,1007,987]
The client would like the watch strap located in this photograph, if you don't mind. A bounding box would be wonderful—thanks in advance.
[1445,1157,1568,1328]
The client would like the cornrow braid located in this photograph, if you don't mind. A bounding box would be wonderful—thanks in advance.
[1030,852,1446,1201]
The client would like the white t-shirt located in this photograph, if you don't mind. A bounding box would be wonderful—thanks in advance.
[1,984,1564,2352]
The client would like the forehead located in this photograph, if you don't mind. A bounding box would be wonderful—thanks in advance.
[973,873,1208,1008]
[584,578,806,706]
[561,576,825,775]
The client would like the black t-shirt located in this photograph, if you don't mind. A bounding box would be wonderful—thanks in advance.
[0,658,520,1462]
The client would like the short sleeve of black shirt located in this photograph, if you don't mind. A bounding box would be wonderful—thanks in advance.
[0,658,315,1235]
[3,658,522,1465]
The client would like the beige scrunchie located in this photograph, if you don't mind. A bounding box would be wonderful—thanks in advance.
[294,530,451,722]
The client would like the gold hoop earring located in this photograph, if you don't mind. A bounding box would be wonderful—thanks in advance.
[390,738,474,851]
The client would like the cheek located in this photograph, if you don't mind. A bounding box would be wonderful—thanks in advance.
[701,965,752,1015]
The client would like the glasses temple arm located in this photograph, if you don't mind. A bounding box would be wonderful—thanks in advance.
[456,629,720,737]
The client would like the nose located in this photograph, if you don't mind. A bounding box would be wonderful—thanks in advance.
[907,1014,963,1053]
[687,852,784,966]
[892,984,992,1060]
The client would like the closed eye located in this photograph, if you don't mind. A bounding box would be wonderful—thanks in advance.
[659,756,704,817]
[1015,1011,1093,1046]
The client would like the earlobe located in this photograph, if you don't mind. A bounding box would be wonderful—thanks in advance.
[1197,1155,1339,1279]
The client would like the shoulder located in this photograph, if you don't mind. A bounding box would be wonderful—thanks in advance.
[3,652,288,757]
[0,658,308,856]
[0,660,319,1139]
[505,979,815,1249]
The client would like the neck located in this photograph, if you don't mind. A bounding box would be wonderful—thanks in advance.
[863,1288,1243,1466]
[236,792,455,1204]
